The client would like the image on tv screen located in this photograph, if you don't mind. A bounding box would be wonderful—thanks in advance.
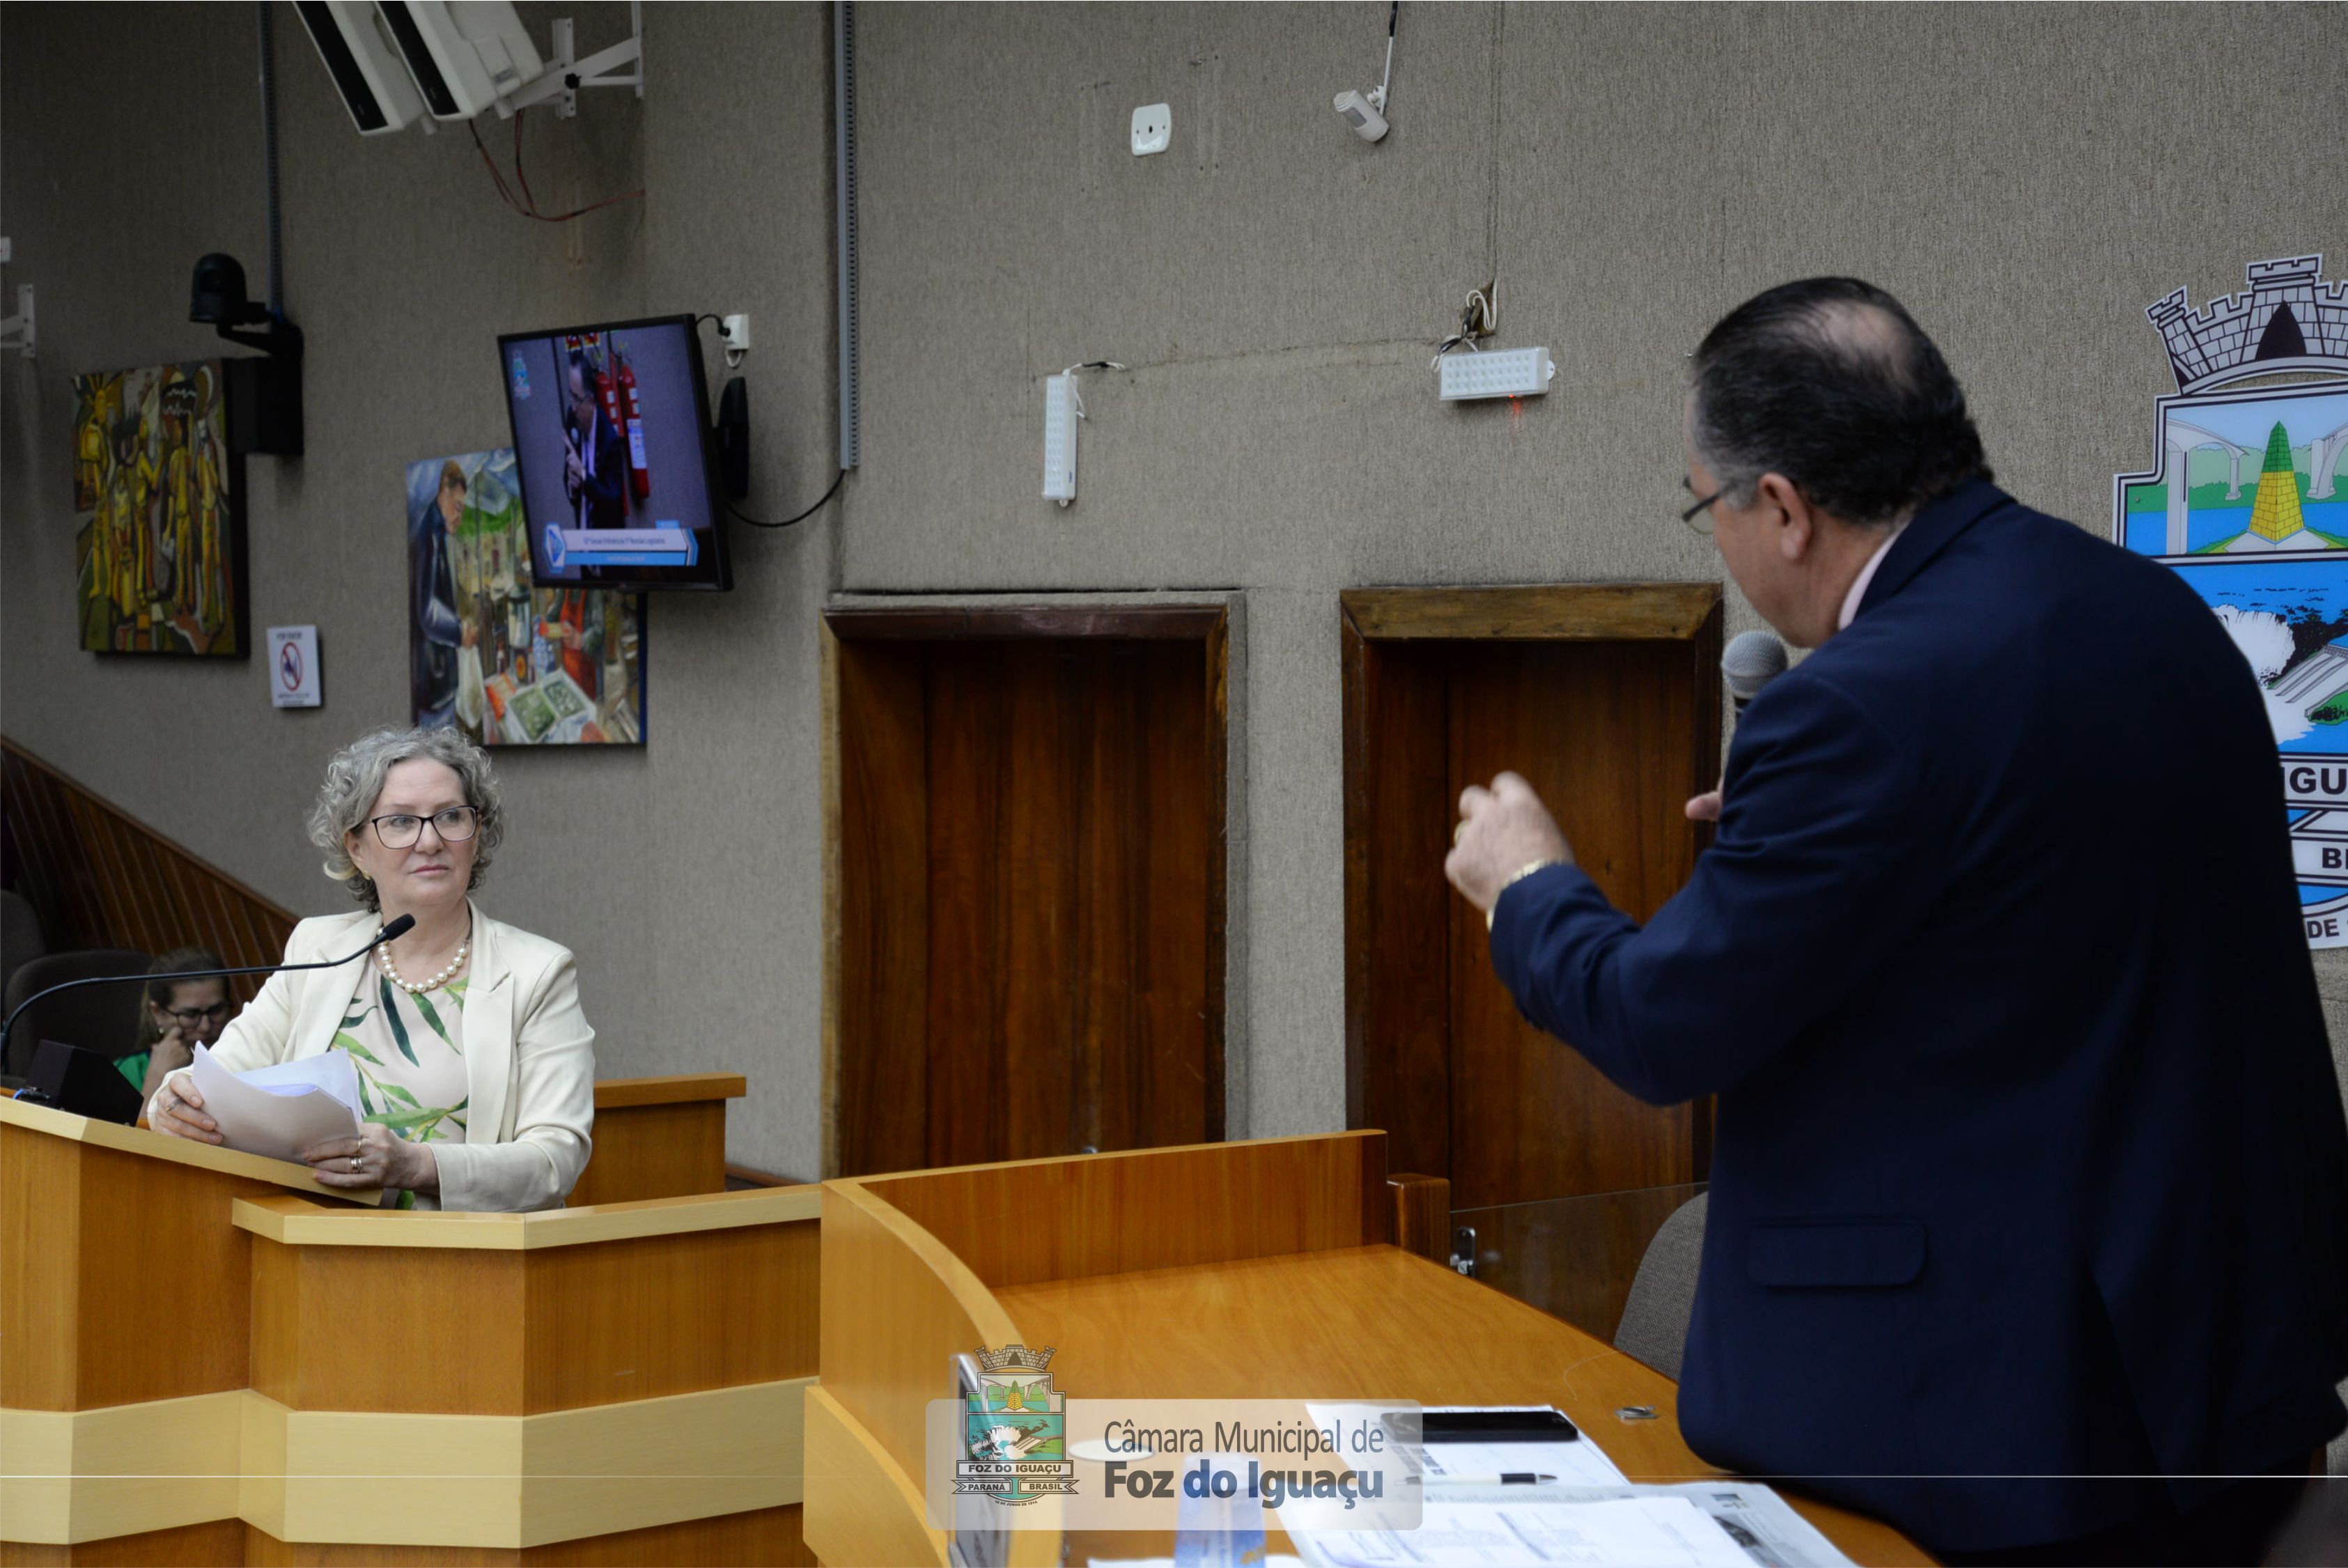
[498,316,731,591]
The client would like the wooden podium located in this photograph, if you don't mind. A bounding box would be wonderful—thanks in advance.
[804,1132,1933,1567]
[0,1093,818,1566]
[571,1071,747,1206]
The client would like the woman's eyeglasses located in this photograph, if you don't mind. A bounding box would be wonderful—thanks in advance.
[366,806,481,849]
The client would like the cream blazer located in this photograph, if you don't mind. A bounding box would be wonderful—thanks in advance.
[146,904,595,1211]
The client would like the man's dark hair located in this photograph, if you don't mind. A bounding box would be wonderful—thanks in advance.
[1690,277,1990,529]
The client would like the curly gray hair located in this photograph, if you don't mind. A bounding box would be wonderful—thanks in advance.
[306,726,505,910]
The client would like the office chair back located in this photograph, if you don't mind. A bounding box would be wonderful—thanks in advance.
[1,947,150,1078]
[1613,1190,1709,1380]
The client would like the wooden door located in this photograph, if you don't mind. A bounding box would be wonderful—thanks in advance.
[1343,587,1723,1212]
[827,607,1227,1178]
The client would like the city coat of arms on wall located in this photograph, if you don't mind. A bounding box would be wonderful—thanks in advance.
[2113,255,2348,945]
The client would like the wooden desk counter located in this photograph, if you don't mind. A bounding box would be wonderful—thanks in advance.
[805,1133,1934,1568]
[996,1245,1932,1567]
[2,1094,815,1567]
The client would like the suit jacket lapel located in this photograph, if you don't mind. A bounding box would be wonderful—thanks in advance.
[1857,479,2010,620]
[298,912,378,1063]
[462,903,513,1144]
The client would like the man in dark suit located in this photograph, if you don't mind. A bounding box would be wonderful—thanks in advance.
[1447,278,2348,1565]
[562,352,627,531]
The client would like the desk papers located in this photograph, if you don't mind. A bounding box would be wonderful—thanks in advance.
[189,1045,361,1163]
[1292,1483,1855,1568]
[1296,1494,1752,1567]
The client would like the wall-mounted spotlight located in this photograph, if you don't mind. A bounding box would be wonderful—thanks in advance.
[190,253,304,456]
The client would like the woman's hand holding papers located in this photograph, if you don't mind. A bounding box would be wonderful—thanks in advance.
[150,1071,221,1144]
[301,1121,438,1195]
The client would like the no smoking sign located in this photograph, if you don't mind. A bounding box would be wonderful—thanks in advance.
[267,626,321,708]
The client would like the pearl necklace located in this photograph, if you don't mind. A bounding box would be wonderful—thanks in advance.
[378,931,469,995]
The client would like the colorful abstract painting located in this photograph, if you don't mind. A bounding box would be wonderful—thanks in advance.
[72,361,245,655]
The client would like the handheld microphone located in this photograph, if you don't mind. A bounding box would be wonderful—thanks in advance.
[0,914,417,1076]
[1723,630,1789,717]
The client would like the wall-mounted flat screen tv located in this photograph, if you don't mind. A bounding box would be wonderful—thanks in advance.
[499,315,733,591]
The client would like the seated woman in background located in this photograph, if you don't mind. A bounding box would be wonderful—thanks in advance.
[146,727,594,1211]
[120,947,233,1102]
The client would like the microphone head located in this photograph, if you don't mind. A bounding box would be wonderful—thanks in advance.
[378,913,417,942]
[1723,630,1789,704]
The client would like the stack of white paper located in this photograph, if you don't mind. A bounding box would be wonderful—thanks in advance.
[188,1046,361,1164]
[1297,1494,1754,1567]
[1293,1482,1856,1568]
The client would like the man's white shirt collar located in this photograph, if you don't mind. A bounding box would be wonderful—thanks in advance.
[1838,526,1906,632]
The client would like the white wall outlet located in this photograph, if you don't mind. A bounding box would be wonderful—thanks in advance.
[1043,374,1078,502]
[1130,102,1171,157]
[718,313,751,353]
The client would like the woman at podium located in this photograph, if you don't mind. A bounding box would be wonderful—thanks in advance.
[145,727,596,1211]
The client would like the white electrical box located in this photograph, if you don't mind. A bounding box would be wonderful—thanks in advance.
[1130,103,1171,156]
[1438,346,1557,401]
[1043,375,1078,502]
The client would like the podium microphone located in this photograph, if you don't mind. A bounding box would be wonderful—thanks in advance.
[1724,630,1789,717]
[0,914,417,1078]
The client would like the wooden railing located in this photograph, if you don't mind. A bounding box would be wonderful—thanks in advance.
[1,738,296,997]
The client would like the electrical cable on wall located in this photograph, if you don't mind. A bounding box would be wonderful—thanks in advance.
[1431,285,1498,368]
[1060,360,1128,422]
[468,108,643,222]
[725,469,845,531]
[681,313,842,530]
[676,312,840,532]
[1379,1,1398,112]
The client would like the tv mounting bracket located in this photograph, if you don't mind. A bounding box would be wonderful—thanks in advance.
[505,4,644,119]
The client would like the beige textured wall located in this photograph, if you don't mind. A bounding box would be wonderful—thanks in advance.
[841,0,2348,1131]
[3,4,2343,1179]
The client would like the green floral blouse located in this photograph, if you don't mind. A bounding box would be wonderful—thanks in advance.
[334,959,471,1209]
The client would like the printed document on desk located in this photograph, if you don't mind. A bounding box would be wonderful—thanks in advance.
[1298,1482,1853,1568]
[1293,1493,1753,1568]
[188,1044,361,1163]
[1417,1406,1629,1488]
[1544,1484,1856,1568]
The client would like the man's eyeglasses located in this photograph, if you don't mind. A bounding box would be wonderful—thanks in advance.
[160,1002,232,1027]
[367,806,481,849]
[1679,477,1723,536]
